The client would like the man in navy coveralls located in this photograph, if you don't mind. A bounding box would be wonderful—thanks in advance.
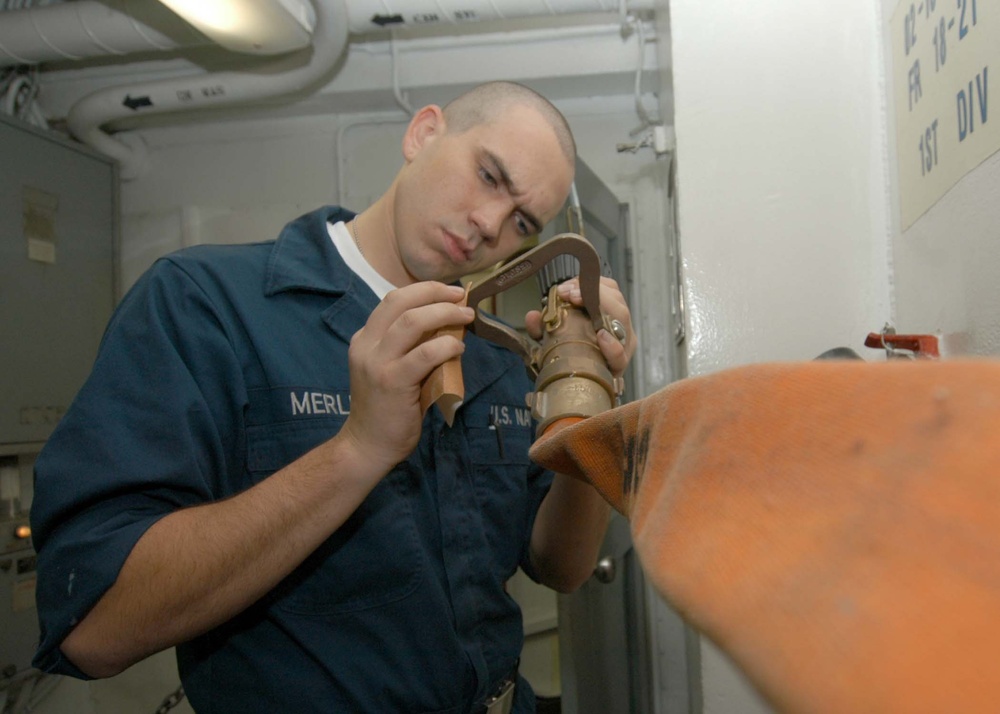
[31,81,636,713]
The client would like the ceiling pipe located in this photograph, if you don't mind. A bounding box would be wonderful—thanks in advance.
[66,0,348,179]
[0,0,653,69]
[341,0,652,34]
[154,0,315,55]
[0,0,213,68]
[52,0,651,178]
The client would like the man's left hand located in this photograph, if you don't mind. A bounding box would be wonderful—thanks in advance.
[524,276,637,378]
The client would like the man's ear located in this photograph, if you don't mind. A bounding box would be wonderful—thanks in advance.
[402,105,446,162]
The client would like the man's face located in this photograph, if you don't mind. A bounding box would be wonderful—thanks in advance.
[392,104,574,285]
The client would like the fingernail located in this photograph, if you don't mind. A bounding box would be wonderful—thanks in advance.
[461,306,475,318]
[598,329,613,343]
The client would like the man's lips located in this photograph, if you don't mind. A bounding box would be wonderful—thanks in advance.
[442,230,474,263]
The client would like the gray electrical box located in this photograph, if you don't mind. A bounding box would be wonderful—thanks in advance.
[0,114,118,448]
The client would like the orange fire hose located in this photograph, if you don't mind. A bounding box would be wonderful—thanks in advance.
[530,359,1000,713]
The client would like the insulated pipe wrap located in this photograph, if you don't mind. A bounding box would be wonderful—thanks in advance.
[66,0,349,178]
[0,0,208,67]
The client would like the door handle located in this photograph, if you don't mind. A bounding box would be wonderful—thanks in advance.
[593,556,616,584]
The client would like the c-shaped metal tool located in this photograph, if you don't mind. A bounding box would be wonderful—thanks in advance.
[466,233,622,435]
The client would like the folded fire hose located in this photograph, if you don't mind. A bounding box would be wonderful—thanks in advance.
[461,235,1000,713]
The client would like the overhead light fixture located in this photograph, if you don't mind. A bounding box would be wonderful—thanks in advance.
[156,0,314,55]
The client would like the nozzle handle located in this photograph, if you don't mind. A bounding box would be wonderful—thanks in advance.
[466,233,605,363]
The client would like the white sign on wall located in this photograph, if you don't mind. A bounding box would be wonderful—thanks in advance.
[891,0,998,228]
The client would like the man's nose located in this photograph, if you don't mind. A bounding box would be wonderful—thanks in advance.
[470,199,509,246]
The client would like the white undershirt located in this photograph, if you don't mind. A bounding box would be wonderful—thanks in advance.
[327,220,396,300]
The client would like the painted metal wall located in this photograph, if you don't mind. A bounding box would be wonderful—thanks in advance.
[663,0,893,711]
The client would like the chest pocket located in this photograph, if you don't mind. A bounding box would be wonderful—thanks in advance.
[247,419,342,475]
[245,391,424,615]
[246,386,354,476]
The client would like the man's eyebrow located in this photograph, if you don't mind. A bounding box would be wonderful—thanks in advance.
[484,150,543,234]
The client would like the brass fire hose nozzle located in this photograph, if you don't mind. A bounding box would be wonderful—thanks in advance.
[466,234,623,436]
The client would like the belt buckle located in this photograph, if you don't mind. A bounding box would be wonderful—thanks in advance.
[484,678,515,714]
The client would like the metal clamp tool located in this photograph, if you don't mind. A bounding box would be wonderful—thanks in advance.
[467,234,624,435]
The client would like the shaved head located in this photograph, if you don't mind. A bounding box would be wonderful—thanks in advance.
[442,81,577,164]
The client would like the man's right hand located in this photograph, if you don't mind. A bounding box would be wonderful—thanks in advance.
[340,282,473,472]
